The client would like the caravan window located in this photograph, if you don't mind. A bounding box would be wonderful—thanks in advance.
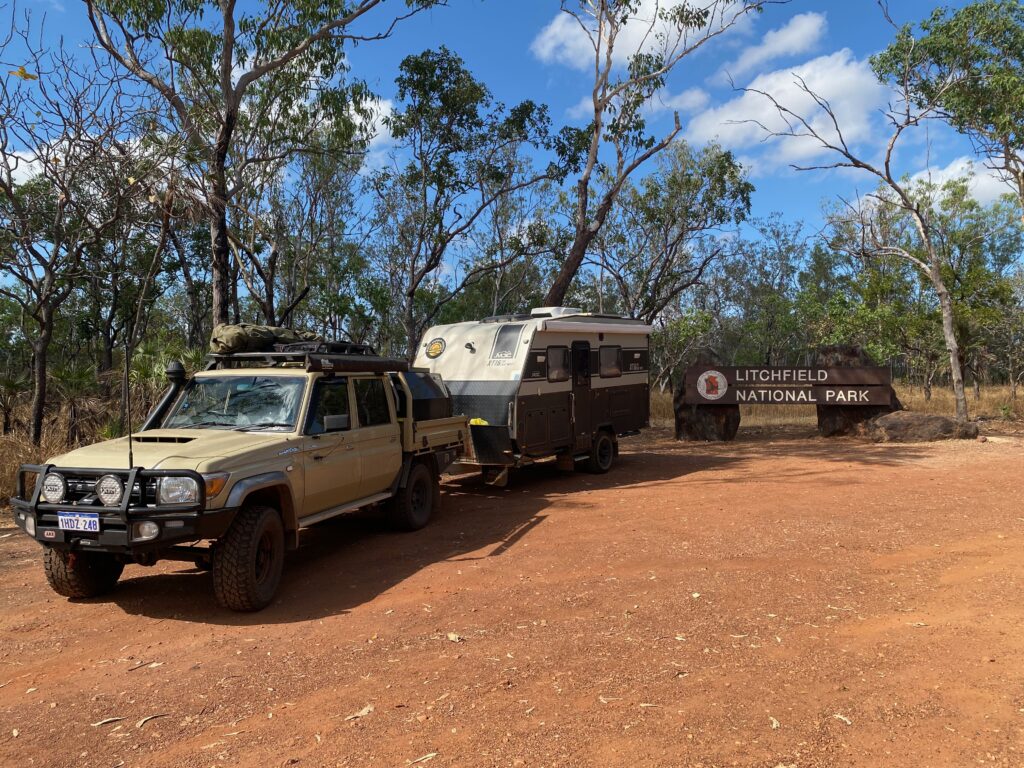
[599,346,622,378]
[546,346,570,382]
[490,324,523,360]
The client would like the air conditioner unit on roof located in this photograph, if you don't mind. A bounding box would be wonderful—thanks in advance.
[530,306,582,317]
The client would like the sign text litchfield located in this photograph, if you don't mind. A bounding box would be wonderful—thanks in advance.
[683,366,892,406]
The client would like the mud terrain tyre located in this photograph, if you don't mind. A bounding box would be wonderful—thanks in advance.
[388,462,439,532]
[212,505,284,612]
[586,431,616,474]
[43,549,124,598]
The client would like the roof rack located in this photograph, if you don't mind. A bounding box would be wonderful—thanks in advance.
[206,351,409,373]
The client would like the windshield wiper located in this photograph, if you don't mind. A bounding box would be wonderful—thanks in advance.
[186,419,236,428]
[235,422,293,432]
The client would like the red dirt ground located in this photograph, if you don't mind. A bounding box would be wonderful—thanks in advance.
[1,427,1023,768]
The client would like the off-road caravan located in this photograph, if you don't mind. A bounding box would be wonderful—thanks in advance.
[414,307,651,481]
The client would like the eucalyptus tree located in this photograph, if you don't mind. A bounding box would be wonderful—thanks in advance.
[0,34,153,444]
[875,0,1024,207]
[368,47,567,359]
[744,37,976,420]
[541,0,769,306]
[85,0,439,327]
[591,140,752,324]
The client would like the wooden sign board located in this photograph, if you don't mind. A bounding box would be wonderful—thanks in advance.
[683,366,892,406]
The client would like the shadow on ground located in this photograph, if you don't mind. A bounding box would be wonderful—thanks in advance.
[80,428,930,624]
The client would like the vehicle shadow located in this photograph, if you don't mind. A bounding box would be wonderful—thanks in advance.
[103,448,740,625]
[103,430,933,624]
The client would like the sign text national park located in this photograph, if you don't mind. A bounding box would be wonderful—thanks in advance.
[683,366,892,406]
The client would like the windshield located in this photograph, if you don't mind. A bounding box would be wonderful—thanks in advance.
[162,376,306,431]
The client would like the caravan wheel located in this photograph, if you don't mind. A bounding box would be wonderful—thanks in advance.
[586,431,616,474]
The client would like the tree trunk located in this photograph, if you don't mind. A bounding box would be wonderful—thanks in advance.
[29,327,51,447]
[210,113,236,328]
[209,192,232,328]
[932,272,968,421]
[544,234,590,308]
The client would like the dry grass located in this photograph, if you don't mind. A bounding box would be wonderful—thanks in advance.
[650,385,1023,430]
[2,386,1020,504]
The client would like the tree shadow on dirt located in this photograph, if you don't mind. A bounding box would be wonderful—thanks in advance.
[100,432,934,624]
[100,450,740,625]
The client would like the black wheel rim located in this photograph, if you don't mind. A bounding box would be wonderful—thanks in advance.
[598,437,613,467]
[411,477,429,520]
[254,530,275,585]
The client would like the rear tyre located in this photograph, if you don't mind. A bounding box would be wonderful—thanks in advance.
[43,549,124,598]
[586,431,616,474]
[212,505,284,612]
[388,462,439,531]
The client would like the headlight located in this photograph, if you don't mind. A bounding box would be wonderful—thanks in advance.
[157,476,199,505]
[94,474,124,507]
[41,473,66,504]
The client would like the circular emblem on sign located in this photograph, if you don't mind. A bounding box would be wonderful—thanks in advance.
[696,370,728,401]
[425,338,446,359]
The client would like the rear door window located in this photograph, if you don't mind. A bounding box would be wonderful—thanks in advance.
[353,378,391,427]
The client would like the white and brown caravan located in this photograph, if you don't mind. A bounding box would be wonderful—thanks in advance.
[414,307,651,480]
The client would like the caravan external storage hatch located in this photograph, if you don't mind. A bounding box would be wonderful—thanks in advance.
[414,307,651,478]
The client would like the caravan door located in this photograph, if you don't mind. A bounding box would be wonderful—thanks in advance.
[571,341,592,451]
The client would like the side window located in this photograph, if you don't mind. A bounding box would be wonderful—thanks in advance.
[307,378,350,435]
[546,346,570,383]
[353,378,391,427]
[600,346,622,378]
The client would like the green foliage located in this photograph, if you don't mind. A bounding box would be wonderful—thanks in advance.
[873,1,1024,199]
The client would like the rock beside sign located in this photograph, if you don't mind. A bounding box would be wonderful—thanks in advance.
[814,345,900,436]
[868,411,979,442]
[673,386,740,441]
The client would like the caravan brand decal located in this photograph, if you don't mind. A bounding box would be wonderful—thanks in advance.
[426,338,446,359]
[696,370,727,401]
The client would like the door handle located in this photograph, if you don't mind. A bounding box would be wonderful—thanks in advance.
[344,445,355,451]
[313,455,325,461]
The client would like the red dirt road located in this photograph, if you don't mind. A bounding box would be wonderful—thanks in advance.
[1,428,1023,768]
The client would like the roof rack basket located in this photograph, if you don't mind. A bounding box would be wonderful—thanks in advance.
[206,351,409,374]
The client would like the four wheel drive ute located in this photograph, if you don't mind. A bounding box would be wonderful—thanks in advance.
[10,348,467,611]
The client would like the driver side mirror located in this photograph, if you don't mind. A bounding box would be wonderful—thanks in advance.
[323,414,350,432]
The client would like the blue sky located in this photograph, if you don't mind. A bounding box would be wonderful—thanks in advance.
[33,0,1000,233]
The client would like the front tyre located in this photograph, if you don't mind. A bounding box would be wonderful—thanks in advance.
[388,462,439,531]
[43,549,124,598]
[212,505,284,612]
[586,431,616,474]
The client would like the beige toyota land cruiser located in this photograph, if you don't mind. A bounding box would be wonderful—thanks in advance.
[11,348,467,611]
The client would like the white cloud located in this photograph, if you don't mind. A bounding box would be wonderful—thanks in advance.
[565,94,594,121]
[686,48,888,173]
[366,98,394,150]
[531,0,756,71]
[713,12,827,85]
[912,156,1013,205]
[649,86,710,114]
[5,151,42,186]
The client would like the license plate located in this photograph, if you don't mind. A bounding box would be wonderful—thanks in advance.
[57,512,100,532]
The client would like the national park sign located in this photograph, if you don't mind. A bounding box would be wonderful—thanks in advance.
[684,366,893,406]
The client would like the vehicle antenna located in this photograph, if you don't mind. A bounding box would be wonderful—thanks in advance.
[124,337,134,469]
